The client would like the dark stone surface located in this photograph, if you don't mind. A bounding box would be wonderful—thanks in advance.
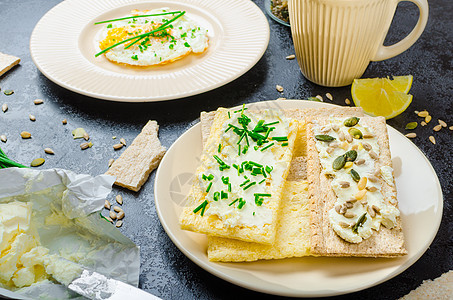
[0,0,451,299]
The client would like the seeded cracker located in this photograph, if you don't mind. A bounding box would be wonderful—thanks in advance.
[105,121,166,192]
[0,52,20,77]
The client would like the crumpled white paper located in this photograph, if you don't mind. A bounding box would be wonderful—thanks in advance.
[0,168,140,300]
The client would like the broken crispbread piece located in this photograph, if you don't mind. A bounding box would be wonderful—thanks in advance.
[105,120,166,192]
[180,107,299,245]
[0,52,20,77]
[307,116,406,257]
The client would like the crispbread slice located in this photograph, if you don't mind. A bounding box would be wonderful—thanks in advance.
[179,108,299,245]
[207,181,311,262]
[105,120,166,192]
[307,116,407,257]
[0,52,20,77]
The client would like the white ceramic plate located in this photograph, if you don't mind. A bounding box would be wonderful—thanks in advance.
[30,0,269,102]
[154,100,443,297]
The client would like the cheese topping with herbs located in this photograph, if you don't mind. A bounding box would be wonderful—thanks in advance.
[193,108,291,228]
[313,117,400,243]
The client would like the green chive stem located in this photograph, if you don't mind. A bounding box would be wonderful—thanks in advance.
[94,11,182,24]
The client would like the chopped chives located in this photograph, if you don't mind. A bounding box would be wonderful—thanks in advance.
[260,143,274,151]
[255,197,263,206]
[200,202,207,216]
[207,174,214,180]
[264,127,272,140]
[228,183,231,192]
[193,200,208,214]
[228,111,231,118]
[258,179,266,184]
[272,136,288,141]
[239,179,250,187]
[221,176,229,184]
[243,182,256,190]
[218,143,222,153]
[233,107,248,113]
[238,199,246,209]
[242,145,249,154]
[253,212,255,216]
[249,161,263,168]
[282,142,288,147]
[237,131,246,144]
[213,192,220,201]
[263,121,279,126]
[221,191,228,199]
[213,155,227,167]
[229,198,239,206]
[265,166,273,173]
[206,182,213,193]
[94,11,183,24]
[255,193,272,197]
[238,144,241,156]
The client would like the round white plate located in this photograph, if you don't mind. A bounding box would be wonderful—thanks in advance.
[154,100,443,297]
[30,0,269,102]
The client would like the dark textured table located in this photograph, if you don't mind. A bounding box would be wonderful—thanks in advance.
[1,0,452,299]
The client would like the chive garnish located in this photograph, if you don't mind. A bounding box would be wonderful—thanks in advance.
[239,179,250,187]
[237,199,246,209]
[243,182,256,190]
[265,166,273,173]
[229,198,239,206]
[94,11,182,24]
[228,183,231,192]
[228,111,231,119]
[238,144,241,156]
[258,179,266,184]
[0,148,28,169]
[255,197,263,206]
[282,142,288,146]
[249,161,263,168]
[221,176,229,184]
[260,142,274,151]
[206,182,213,193]
[233,107,248,113]
[213,192,220,201]
[242,145,249,154]
[200,202,207,216]
[271,136,288,141]
[263,121,279,126]
[221,191,228,199]
[193,200,208,214]
[218,143,222,153]
[207,174,214,181]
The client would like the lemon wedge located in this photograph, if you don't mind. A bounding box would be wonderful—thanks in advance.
[351,75,413,119]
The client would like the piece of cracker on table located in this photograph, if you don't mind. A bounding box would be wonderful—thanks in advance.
[106,120,166,192]
[0,52,20,77]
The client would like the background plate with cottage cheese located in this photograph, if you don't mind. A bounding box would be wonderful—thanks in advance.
[30,0,269,102]
[154,100,443,297]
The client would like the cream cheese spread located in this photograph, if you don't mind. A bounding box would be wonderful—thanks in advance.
[197,108,291,228]
[313,117,400,243]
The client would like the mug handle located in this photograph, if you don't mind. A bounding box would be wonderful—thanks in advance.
[372,0,429,61]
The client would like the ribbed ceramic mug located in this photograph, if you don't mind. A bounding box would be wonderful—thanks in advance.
[288,0,429,87]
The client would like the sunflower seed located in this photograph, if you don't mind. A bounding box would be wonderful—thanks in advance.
[108,158,115,167]
[433,124,442,132]
[2,104,7,112]
[369,150,378,159]
[368,175,379,183]
[316,95,323,102]
[367,186,378,192]
[339,222,350,228]
[326,147,334,154]
[112,136,117,139]
[33,99,44,105]
[425,115,432,123]
[113,206,123,213]
[276,85,284,92]
[405,132,417,138]
[44,148,55,154]
[429,135,436,144]
[438,119,447,127]
[344,212,356,219]
[120,138,127,146]
[418,111,429,117]
[109,211,117,220]
[115,220,123,228]
[421,121,427,126]
[335,204,342,214]
[372,205,380,214]
[116,194,123,205]
[104,200,111,210]
[367,205,376,218]
[363,133,375,139]
[345,162,353,168]
[355,159,365,165]
[345,132,353,143]
[285,54,296,60]
[344,202,354,209]
[355,189,367,200]
[338,131,345,141]
[113,143,124,150]
[362,142,372,151]
[0,135,6,143]
[117,211,125,220]
[325,93,333,101]
[83,132,90,141]
[340,206,347,214]
[331,124,339,132]
[80,142,93,150]
[345,98,351,105]
[414,110,420,115]
[62,119,67,125]
[29,114,36,121]
[357,177,367,190]
[30,158,45,167]
[351,144,358,151]
[106,217,114,223]
[450,126,453,130]
[20,131,31,139]
[339,181,350,188]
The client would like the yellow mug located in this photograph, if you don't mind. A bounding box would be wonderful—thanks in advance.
[288,0,429,87]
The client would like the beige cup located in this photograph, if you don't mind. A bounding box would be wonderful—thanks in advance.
[288,0,429,87]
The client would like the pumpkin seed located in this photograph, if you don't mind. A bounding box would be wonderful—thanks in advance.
[417,111,429,117]
[72,128,87,139]
[357,177,367,190]
[350,169,360,182]
[344,117,360,127]
[315,134,336,142]
[20,131,31,139]
[108,159,115,168]
[0,135,6,143]
[433,124,442,132]
[120,138,126,146]
[62,119,67,125]
[116,194,123,205]
[352,213,367,234]
[438,119,447,127]
[2,103,7,112]
[104,200,111,210]
[429,135,436,144]
[34,99,44,105]
[285,54,295,60]
[355,159,365,165]
[117,211,125,220]
[3,90,14,96]
[276,85,284,92]
[405,133,417,138]
[115,220,123,228]
[368,150,378,159]
[44,148,55,154]
[348,128,363,139]
[345,150,357,162]
[367,206,376,218]
[405,122,418,130]
[30,158,45,167]
[29,114,36,121]
[113,143,124,150]
[344,212,355,219]
[109,211,117,220]
[339,181,350,188]
[333,155,346,170]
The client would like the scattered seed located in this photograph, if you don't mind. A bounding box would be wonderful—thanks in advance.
[405,122,418,130]
[339,222,350,228]
[425,115,432,123]
[116,220,123,228]
[120,138,126,146]
[113,206,123,213]
[433,124,442,132]
[363,133,375,139]
[372,205,380,214]
[345,133,353,143]
[109,211,117,220]
[405,132,417,138]
[315,134,335,142]
[362,142,372,151]
[338,131,345,141]
[83,132,90,141]
[44,148,55,154]
[30,158,45,167]
[116,194,123,205]
[332,124,339,132]
[368,175,379,183]
[72,128,87,139]
[276,97,286,100]
[325,93,333,101]
[117,211,125,220]
[357,177,367,190]
[113,143,124,150]
[340,141,349,150]
[80,142,93,150]
[34,99,44,105]
[368,150,378,160]
[112,136,117,139]
[2,104,7,112]
[414,110,420,115]
[339,181,350,188]
[429,135,436,144]
[421,121,427,126]
[29,114,36,121]
[344,212,356,219]
[355,189,367,200]
[335,204,342,214]
[350,169,360,181]
[348,128,363,139]
[438,119,447,127]
[62,119,67,125]
[315,95,323,102]
[326,147,334,154]
[344,202,354,209]
[355,159,365,165]
[345,150,357,162]
[104,200,111,210]
[108,158,115,168]
[285,54,296,60]
[344,162,353,168]
[449,126,453,130]
[0,135,6,143]
[276,85,284,92]
[367,206,376,218]
[339,206,347,214]
[333,155,346,170]
[345,98,351,105]
[373,168,381,177]
[106,217,114,223]
[3,90,14,96]
[367,186,378,192]
[418,111,429,117]
[20,131,31,139]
